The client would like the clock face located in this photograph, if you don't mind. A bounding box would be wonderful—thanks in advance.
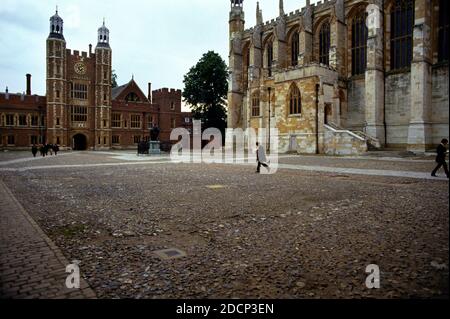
[74,62,86,75]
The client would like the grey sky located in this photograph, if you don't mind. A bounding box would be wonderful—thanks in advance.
[0,0,310,100]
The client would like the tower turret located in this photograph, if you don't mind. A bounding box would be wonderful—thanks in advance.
[95,19,112,150]
[48,7,64,40]
[96,19,110,48]
[256,2,263,25]
[46,8,67,147]
[228,0,245,129]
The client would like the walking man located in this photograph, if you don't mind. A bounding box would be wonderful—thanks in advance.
[256,142,270,174]
[31,144,38,158]
[431,138,449,178]
[53,144,59,156]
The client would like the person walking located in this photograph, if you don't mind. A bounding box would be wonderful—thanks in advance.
[53,144,59,156]
[256,142,270,174]
[31,144,38,157]
[39,144,46,157]
[431,138,449,178]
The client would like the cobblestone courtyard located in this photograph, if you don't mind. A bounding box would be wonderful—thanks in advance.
[0,151,448,299]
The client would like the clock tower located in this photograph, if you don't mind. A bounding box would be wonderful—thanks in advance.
[45,10,112,150]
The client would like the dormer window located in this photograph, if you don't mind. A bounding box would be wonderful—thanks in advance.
[125,92,140,102]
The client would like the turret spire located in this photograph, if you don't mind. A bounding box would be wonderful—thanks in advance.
[279,0,284,16]
[256,1,263,25]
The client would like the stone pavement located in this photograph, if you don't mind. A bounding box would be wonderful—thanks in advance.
[0,179,96,299]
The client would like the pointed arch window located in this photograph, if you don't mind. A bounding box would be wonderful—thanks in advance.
[291,31,299,66]
[319,22,330,65]
[289,84,302,115]
[251,92,260,117]
[438,0,449,62]
[352,10,368,75]
[390,0,414,70]
[267,42,274,77]
[243,45,250,90]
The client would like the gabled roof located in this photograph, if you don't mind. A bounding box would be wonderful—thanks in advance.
[111,78,149,103]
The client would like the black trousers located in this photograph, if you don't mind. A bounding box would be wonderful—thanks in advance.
[432,160,449,177]
[257,161,269,173]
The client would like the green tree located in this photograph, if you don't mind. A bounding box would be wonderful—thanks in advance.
[112,70,118,88]
[183,51,228,134]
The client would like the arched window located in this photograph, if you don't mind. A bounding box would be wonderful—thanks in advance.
[390,0,414,70]
[125,92,140,102]
[319,22,330,65]
[243,45,250,90]
[267,42,274,77]
[251,92,260,117]
[438,0,449,62]
[289,84,301,115]
[352,10,368,75]
[291,31,299,66]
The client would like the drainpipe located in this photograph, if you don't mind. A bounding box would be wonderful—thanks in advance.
[315,83,320,154]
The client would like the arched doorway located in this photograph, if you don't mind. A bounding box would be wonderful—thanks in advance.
[73,134,87,151]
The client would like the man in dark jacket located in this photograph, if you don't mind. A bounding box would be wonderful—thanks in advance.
[31,144,38,157]
[431,138,449,178]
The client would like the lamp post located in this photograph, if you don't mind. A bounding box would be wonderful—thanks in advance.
[267,87,272,153]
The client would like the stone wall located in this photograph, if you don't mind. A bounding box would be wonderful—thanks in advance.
[431,65,449,144]
[385,73,411,148]
[346,77,365,130]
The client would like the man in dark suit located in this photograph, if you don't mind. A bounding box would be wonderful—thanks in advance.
[431,138,449,178]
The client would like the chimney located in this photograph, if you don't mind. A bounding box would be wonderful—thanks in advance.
[5,86,9,99]
[148,82,152,103]
[89,44,92,56]
[26,74,31,95]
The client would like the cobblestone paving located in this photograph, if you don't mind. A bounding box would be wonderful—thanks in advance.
[0,180,96,299]
[0,151,448,299]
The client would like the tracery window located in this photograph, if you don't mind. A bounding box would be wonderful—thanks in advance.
[319,22,330,65]
[289,84,302,115]
[291,31,299,66]
[251,92,260,117]
[390,0,414,70]
[351,10,368,75]
[438,0,449,62]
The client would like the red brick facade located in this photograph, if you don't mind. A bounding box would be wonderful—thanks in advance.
[0,11,191,151]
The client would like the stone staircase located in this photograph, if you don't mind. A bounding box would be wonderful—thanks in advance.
[326,123,381,151]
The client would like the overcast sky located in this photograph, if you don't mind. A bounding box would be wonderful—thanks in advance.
[0,0,310,101]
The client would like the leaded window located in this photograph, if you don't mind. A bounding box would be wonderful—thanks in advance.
[319,22,330,65]
[291,31,299,66]
[267,42,274,77]
[71,106,88,122]
[131,115,141,128]
[289,85,302,115]
[438,0,449,62]
[112,113,121,128]
[352,11,368,75]
[70,83,88,100]
[251,92,260,117]
[390,0,414,70]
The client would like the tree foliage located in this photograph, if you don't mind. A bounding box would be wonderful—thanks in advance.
[112,70,118,88]
[183,51,228,132]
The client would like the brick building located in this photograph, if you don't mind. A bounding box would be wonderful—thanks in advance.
[0,10,191,151]
[228,0,449,154]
